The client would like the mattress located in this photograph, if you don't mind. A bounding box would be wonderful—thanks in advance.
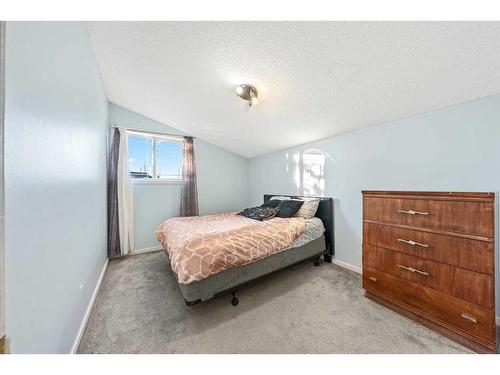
[290,217,325,248]
[156,212,307,284]
[161,216,327,304]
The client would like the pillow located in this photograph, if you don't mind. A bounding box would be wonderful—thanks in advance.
[260,199,281,208]
[295,198,320,219]
[270,196,292,201]
[276,200,304,218]
[238,207,279,221]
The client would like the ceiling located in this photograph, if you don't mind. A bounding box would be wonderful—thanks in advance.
[88,22,500,158]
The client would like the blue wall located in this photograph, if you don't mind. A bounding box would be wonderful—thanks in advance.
[5,21,499,352]
[108,103,249,250]
[248,95,500,308]
[5,22,108,353]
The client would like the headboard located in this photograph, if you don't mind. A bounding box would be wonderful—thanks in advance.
[263,194,334,262]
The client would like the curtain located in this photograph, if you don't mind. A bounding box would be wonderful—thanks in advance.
[107,128,121,258]
[117,128,134,255]
[108,128,134,257]
[180,136,199,217]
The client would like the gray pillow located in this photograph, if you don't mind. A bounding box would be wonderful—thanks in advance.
[276,200,304,218]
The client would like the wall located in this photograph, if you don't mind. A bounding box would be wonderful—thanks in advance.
[248,95,500,307]
[4,22,108,353]
[0,21,5,342]
[108,103,249,251]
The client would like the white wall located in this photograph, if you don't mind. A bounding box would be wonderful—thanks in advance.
[4,22,108,353]
[108,103,249,251]
[248,95,500,308]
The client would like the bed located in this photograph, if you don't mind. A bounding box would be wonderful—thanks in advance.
[156,194,334,306]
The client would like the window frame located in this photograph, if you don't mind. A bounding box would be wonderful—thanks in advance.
[126,129,184,184]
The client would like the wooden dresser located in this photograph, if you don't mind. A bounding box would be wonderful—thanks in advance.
[362,191,497,353]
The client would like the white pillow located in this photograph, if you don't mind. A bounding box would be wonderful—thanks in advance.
[270,196,292,201]
[295,198,320,219]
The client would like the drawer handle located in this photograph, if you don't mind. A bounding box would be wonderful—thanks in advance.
[397,238,430,248]
[397,209,429,216]
[397,264,430,276]
[368,276,377,282]
[461,313,478,324]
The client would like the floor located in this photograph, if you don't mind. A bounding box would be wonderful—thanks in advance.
[78,251,471,354]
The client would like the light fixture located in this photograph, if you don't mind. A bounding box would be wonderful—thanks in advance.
[235,84,259,107]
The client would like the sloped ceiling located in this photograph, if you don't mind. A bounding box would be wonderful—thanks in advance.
[88,22,500,158]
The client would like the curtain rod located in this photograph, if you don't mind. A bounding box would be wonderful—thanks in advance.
[111,126,195,139]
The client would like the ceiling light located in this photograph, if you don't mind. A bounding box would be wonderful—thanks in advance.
[235,84,259,107]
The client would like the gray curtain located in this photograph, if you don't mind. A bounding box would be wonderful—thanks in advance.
[108,128,121,257]
[180,137,199,216]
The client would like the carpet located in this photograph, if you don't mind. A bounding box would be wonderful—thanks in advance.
[78,251,471,354]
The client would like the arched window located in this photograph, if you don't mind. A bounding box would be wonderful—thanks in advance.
[302,148,326,196]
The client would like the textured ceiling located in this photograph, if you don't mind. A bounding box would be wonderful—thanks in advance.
[88,22,500,158]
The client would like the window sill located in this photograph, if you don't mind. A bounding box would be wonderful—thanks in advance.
[131,179,184,185]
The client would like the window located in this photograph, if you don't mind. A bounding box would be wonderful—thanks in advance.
[302,148,326,196]
[127,130,183,182]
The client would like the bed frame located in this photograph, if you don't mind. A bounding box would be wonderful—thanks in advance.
[263,194,334,262]
[177,195,334,306]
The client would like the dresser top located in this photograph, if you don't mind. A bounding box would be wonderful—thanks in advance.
[362,191,494,199]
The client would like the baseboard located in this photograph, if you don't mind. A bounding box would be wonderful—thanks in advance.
[332,258,362,274]
[129,246,163,256]
[70,258,109,354]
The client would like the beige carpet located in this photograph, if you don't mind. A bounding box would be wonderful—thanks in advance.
[78,251,472,354]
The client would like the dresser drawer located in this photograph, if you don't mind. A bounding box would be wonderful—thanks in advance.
[363,222,494,275]
[363,244,494,308]
[363,196,494,237]
[363,267,496,345]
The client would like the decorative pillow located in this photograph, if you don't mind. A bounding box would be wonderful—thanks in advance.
[276,200,304,218]
[238,207,279,221]
[295,198,320,219]
[260,199,281,208]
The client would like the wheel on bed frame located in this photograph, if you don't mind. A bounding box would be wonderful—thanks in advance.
[231,291,239,306]
[314,256,320,266]
[185,298,202,306]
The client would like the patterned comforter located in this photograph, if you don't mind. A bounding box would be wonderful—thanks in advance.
[156,212,306,284]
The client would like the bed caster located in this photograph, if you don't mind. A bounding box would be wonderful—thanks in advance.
[185,298,201,306]
[314,257,320,267]
[231,291,239,306]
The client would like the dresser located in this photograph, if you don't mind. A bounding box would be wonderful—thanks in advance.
[362,191,497,353]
